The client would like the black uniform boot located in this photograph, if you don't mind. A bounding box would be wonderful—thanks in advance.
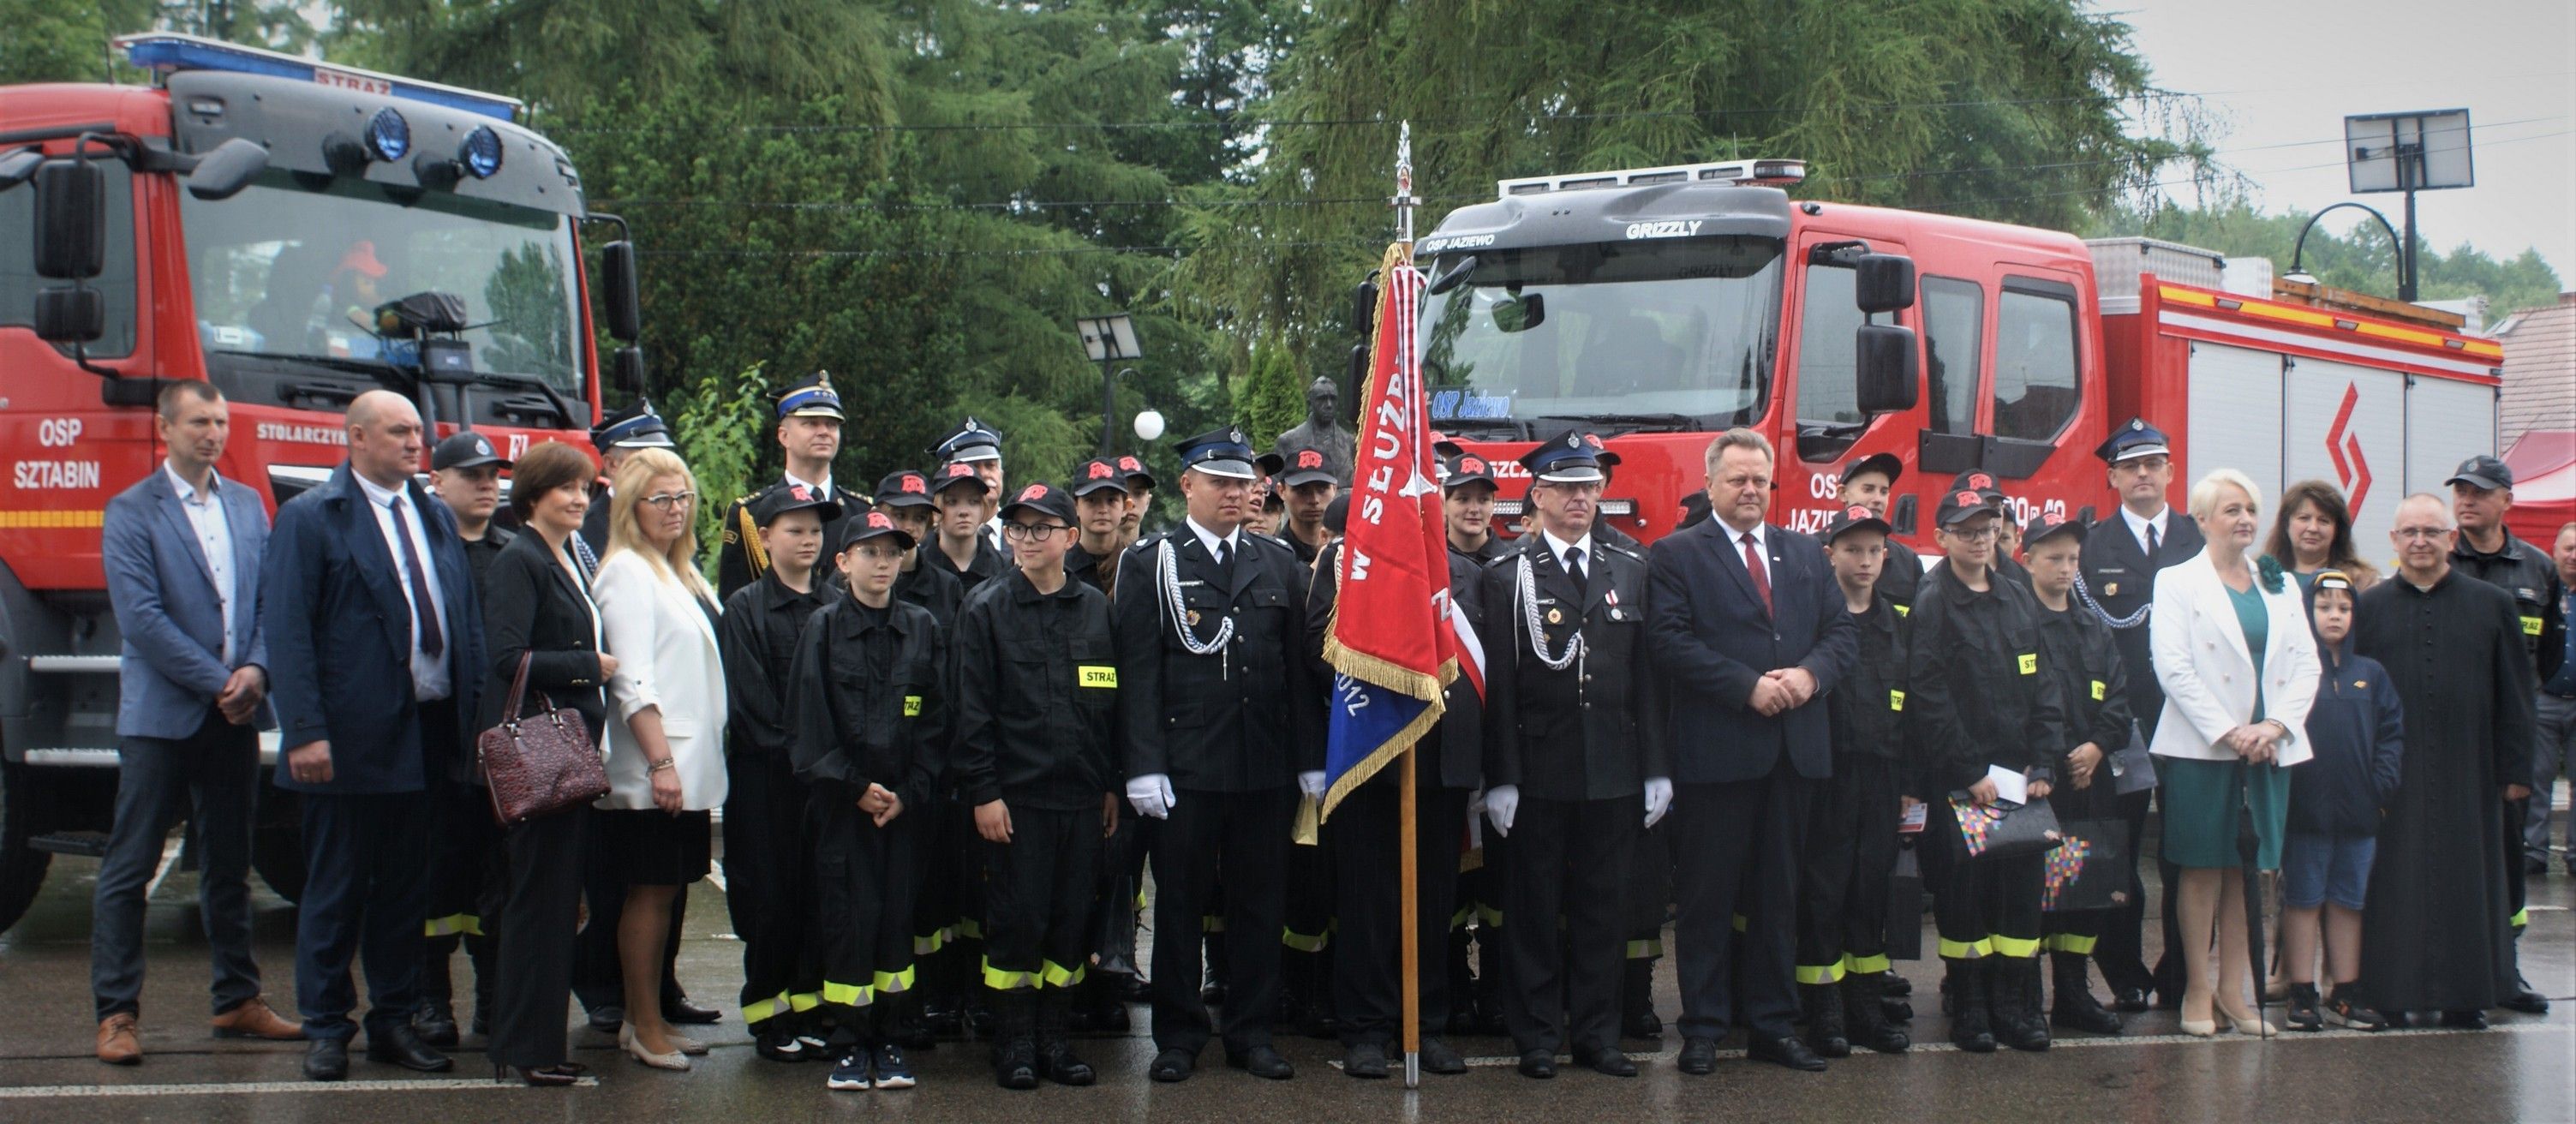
[2049,953,2123,1035]
[1036,990,1096,1085]
[1801,983,1850,1058]
[1622,958,1663,1039]
[1992,958,2050,1052]
[1843,971,1910,1054]
[1947,961,1994,1053]
[416,935,461,1047]
[993,992,1039,1091]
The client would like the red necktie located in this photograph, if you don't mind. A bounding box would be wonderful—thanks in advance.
[1741,531,1772,616]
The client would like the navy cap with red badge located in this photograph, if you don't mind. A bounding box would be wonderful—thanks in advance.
[1278,446,1337,487]
[2021,509,2084,549]
[1069,457,1133,498]
[1946,469,2005,504]
[1821,504,1892,544]
[834,508,915,554]
[1441,450,1497,492]
[874,469,935,508]
[1838,451,1903,487]
[751,481,844,528]
[1000,481,1078,526]
[1117,454,1157,489]
[1937,487,2002,528]
[930,460,990,496]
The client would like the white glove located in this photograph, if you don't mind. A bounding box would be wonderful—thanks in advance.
[1484,784,1519,837]
[1298,770,1328,800]
[1126,774,1175,820]
[1643,776,1674,829]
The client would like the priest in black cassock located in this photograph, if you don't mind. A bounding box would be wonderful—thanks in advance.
[2352,494,2537,1025]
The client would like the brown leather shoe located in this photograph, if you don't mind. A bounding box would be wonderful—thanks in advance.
[98,1013,141,1065]
[211,997,306,1041]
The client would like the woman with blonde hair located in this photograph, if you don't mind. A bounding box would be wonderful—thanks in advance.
[2147,469,2321,1037]
[593,447,729,1070]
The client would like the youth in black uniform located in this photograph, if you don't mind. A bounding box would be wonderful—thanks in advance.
[789,511,947,1092]
[1907,488,2069,1055]
[718,484,841,1060]
[877,470,966,631]
[2021,512,2133,1036]
[922,461,1009,591]
[417,431,514,1046]
[953,484,1119,1089]
[1835,452,1922,607]
[1431,450,1511,1035]
[1794,505,1913,1057]
[1064,457,1134,596]
[1479,434,1667,1079]
[1114,427,1321,1084]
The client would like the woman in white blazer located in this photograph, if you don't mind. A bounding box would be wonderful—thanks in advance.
[2148,469,2321,1037]
[592,446,728,1071]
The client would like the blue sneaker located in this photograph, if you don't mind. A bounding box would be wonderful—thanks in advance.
[872,1043,917,1090]
[826,1051,871,1091]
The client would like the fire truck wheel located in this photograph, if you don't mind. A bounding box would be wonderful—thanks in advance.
[0,762,55,935]
[250,780,305,905]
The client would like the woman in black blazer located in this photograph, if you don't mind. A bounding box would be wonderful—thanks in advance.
[477,441,615,1085]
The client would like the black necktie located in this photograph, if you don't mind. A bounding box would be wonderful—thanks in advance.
[2146,521,2161,558]
[386,498,444,659]
[1215,536,1234,579]
[1564,546,1587,589]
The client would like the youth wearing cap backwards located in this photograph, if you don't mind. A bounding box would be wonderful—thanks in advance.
[2075,418,2200,1013]
[716,372,853,602]
[1111,427,1320,1084]
[1835,452,1922,607]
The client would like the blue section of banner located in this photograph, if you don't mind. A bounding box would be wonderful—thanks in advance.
[1325,672,1429,797]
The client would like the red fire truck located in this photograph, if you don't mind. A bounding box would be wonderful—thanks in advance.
[1415,159,2504,555]
[0,34,643,932]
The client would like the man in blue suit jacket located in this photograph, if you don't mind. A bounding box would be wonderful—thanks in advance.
[1647,430,1856,1076]
[262,390,484,1081]
[92,382,305,1064]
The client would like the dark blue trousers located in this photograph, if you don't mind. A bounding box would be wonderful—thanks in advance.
[296,784,436,1041]
[90,710,263,1021]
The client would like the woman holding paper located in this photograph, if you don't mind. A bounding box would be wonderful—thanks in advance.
[2147,469,2322,1037]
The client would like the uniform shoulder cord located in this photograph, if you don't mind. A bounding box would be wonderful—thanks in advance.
[1156,538,1233,655]
[2072,570,2150,631]
[738,499,771,577]
[1515,553,1585,672]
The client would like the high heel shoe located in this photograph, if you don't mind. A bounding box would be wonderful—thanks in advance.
[495,1061,587,1086]
[620,1023,690,1071]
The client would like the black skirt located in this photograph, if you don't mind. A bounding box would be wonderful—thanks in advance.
[596,807,713,886]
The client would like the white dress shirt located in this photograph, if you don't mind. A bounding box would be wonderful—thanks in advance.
[1539,528,1596,576]
[355,472,452,702]
[166,461,238,665]
[1185,516,1243,562]
[2122,505,2171,558]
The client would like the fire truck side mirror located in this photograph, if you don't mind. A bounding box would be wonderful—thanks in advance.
[33,287,105,344]
[185,138,270,201]
[32,159,105,281]
[611,346,647,395]
[1853,253,1916,314]
[1853,324,1918,416]
[601,240,643,343]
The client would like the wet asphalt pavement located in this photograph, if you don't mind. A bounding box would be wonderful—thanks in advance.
[3,822,2569,1122]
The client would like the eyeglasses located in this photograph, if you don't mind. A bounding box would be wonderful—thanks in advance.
[640,491,697,511]
[1945,526,2000,541]
[1002,523,1073,541]
[2393,526,2452,541]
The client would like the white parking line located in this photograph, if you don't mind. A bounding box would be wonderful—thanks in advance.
[0,1076,599,1098]
[1451,1019,2568,1067]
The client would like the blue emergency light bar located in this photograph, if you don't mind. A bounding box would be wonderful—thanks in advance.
[116,33,523,123]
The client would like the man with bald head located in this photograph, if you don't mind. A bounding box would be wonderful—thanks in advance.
[2350,493,2537,1027]
[263,391,485,1080]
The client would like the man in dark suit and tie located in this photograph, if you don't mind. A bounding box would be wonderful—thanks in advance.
[92,381,305,1065]
[2075,419,2198,1010]
[1647,428,1856,1076]
[263,390,483,1081]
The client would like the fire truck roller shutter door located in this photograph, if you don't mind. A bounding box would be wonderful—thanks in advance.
[2185,342,2287,509]
[2404,376,2501,509]
[2283,358,2406,553]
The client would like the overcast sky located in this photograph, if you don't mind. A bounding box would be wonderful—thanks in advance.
[2117,0,2573,296]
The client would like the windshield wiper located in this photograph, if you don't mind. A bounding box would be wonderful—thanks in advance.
[1534,411,1704,433]
[212,350,416,392]
[454,369,579,428]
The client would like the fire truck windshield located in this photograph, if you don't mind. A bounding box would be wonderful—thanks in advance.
[1418,236,1783,434]
[181,170,586,401]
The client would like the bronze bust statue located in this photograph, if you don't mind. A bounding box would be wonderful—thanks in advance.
[1272,376,1354,483]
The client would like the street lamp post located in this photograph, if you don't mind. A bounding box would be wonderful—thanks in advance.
[2285,200,2412,302]
[1075,312,1145,455]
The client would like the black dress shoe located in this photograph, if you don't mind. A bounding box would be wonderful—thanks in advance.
[304,1037,350,1082]
[2112,987,2151,1013]
[663,994,721,1025]
[414,1004,459,1048]
[1149,1047,1196,1082]
[365,1024,453,1073]
[1516,1049,1557,1079]
[1342,1041,1390,1079]
[2501,975,2549,1015]
[2438,1009,2489,1030]
[1577,1048,1638,1077]
[585,1006,624,1034]
[1747,1034,1827,1073]
[1419,1037,1467,1074]
[1226,1044,1294,1079]
[1676,1037,1719,1075]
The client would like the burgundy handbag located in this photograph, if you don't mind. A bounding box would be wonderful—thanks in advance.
[477,652,609,826]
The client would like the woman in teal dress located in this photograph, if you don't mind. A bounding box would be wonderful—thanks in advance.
[2145,469,2322,1037]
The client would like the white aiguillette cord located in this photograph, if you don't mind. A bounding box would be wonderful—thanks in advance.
[1516,554,1585,672]
[1157,539,1234,655]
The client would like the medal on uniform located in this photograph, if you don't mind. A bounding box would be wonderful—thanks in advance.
[1186,610,1203,626]
[1545,607,1563,625]
[2104,583,2119,596]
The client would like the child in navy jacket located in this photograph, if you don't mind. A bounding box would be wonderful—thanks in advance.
[2280,571,2403,1032]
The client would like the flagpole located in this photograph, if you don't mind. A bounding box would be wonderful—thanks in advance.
[1388,119,1425,1091]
